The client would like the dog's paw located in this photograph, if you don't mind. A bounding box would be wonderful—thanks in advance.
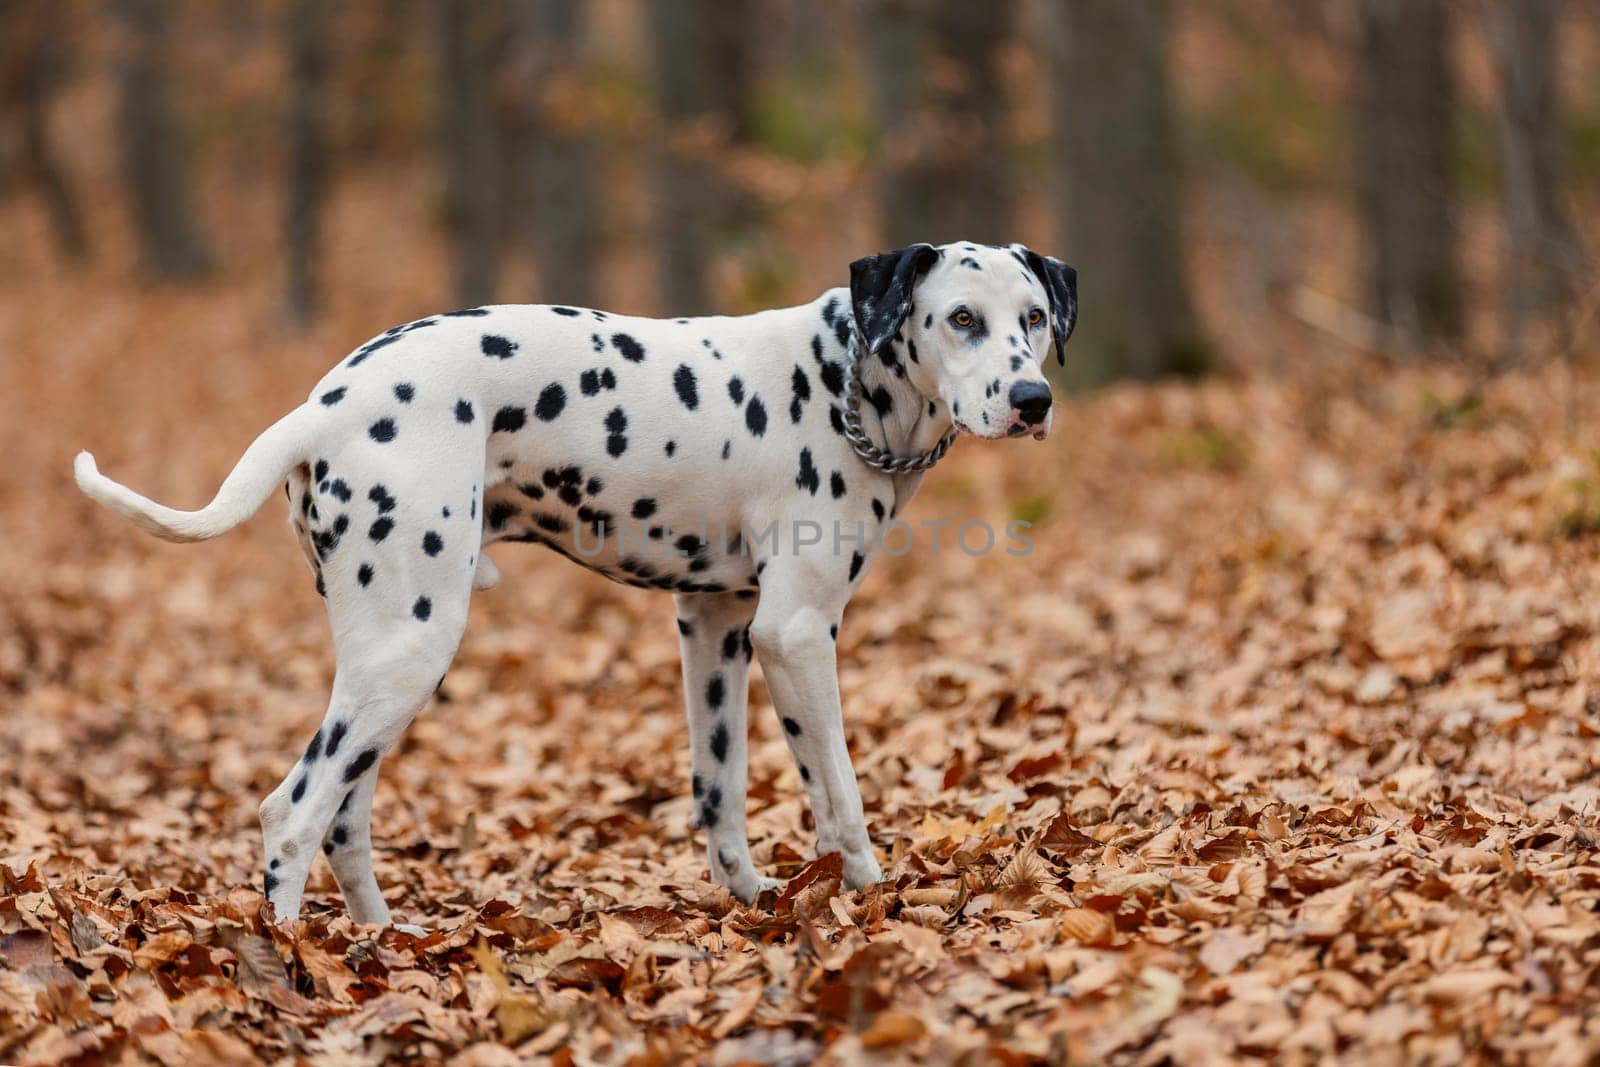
[842,849,884,891]
[392,922,430,937]
[711,849,782,904]
[726,874,783,905]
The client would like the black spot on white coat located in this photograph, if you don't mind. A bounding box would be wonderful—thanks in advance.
[492,406,526,433]
[488,501,518,529]
[700,783,722,828]
[611,333,645,362]
[674,365,699,410]
[796,448,820,495]
[535,383,567,421]
[790,366,811,422]
[343,747,378,782]
[481,335,518,359]
[326,721,348,757]
[605,407,629,456]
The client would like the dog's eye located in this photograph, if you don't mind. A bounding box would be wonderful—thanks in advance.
[1028,308,1045,327]
[950,309,974,328]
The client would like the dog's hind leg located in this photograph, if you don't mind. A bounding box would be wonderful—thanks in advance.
[259,614,467,922]
[260,439,482,924]
[318,764,388,924]
[674,591,777,902]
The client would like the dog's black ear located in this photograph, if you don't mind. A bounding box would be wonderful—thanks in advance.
[1020,249,1078,366]
[849,244,941,355]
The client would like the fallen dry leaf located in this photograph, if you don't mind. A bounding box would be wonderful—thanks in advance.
[858,1009,928,1049]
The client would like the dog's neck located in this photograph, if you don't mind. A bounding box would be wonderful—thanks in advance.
[851,333,957,501]
[855,336,954,456]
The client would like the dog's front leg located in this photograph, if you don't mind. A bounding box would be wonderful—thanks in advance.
[673,591,777,903]
[748,557,882,891]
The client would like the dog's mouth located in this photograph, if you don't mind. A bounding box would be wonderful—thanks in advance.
[954,409,1053,441]
[1002,414,1053,441]
[955,419,1008,441]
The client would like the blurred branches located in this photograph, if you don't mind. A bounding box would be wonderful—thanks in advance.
[1,0,1597,381]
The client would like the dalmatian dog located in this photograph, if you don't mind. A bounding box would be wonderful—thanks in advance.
[74,241,1077,923]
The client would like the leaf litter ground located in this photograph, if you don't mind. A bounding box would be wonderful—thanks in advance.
[3,298,1600,1063]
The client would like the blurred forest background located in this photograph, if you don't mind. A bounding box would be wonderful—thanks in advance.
[9,4,1600,1061]
[3,0,1598,386]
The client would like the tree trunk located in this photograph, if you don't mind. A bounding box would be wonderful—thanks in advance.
[436,0,504,305]
[1358,0,1461,346]
[1483,0,1582,353]
[648,0,758,315]
[113,0,215,280]
[1,0,90,262]
[864,0,1016,247]
[507,0,600,307]
[1057,0,1206,382]
[284,0,327,325]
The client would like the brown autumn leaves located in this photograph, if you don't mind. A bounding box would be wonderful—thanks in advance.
[4,300,1600,1063]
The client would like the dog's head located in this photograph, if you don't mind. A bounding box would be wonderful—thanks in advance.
[850,242,1077,440]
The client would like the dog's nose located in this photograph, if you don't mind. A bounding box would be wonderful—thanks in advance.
[1008,380,1052,426]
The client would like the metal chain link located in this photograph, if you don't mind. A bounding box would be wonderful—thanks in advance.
[841,325,958,475]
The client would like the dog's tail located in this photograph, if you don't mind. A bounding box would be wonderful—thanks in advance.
[75,403,317,543]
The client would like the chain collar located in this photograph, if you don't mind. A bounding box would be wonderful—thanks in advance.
[841,325,958,475]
